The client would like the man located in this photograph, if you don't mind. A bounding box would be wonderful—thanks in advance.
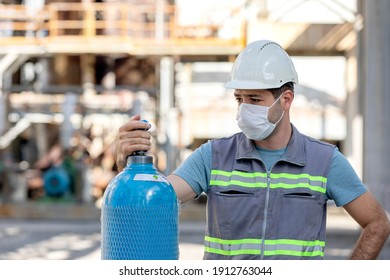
[115,40,390,260]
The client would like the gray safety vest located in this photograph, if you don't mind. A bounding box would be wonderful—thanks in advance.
[204,125,334,260]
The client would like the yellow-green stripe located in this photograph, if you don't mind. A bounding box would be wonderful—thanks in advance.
[205,247,261,256]
[211,169,267,178]
[270,172,327,183]
[205,236,262,245]
[205,236,325,257]
[210,169,327,193]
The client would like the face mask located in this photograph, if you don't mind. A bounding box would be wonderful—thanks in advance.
[236,94,284,141]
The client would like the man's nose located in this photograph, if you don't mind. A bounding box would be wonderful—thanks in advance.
[242,97,251,104]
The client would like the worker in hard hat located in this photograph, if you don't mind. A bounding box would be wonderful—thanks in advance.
[115,40,390,260]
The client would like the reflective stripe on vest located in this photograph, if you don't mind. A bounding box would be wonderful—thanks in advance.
[210,170,327,194]
[205,236,325,258]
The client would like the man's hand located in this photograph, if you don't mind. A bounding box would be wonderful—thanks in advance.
[115,115,152,172]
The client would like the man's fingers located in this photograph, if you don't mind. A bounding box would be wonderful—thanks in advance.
[119,119,151,132]
[130,114,141,121]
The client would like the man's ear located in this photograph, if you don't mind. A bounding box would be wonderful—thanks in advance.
[282,90,294,110]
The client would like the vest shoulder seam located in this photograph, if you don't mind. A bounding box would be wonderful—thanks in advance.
[305,136,335,149]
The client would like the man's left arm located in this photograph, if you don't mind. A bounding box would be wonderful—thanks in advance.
[343,191,390,259]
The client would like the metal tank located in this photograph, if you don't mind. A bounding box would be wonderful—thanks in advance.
[101,150,179,260]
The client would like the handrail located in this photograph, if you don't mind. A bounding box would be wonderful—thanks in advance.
[0,3,245,51]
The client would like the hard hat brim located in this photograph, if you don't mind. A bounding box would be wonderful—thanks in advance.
[225,80,290,90]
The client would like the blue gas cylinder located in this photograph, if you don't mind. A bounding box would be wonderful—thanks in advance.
[101,153,179,260]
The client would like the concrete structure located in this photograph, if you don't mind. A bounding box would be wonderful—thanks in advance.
[358,0,390,212]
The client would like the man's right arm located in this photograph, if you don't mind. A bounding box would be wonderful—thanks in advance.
[168,174,197,203]
[114,115,199,202]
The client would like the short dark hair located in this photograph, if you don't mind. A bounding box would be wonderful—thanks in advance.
[269,82,294,99]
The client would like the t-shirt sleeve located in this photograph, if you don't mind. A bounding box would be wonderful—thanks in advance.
[326,148,367,206]
[172,141,212,196]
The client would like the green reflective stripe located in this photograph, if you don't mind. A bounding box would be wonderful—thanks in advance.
[210,169,327,194]
[209,179,267,188]
[205,247,261,256]
[205,236,325,258]
[264,239,325,257]
[264,250,324,257]
[264,239,325,247]
[210,169,267,188]
[205,236,261,245]
[211,170,267,178]
[270,183,326,193]
[205,236,262,256]
[270,173,327,194]
[271,173,327,183]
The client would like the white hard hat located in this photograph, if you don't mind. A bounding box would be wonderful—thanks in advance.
[225,40,298,89]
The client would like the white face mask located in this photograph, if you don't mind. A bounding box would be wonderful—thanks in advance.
[236,95,284,141]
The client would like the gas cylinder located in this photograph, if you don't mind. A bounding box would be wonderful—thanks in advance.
[101,148,179,260]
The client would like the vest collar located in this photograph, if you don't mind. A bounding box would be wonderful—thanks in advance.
[236,124,306,166]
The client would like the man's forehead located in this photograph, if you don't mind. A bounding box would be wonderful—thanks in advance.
[233,89,272,96]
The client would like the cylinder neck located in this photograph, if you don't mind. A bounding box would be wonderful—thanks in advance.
[126,155,153,165]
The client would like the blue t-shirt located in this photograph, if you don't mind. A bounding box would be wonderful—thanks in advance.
[173,141,367,206]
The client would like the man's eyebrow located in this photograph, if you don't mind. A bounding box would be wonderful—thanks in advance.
[234,93,263,98]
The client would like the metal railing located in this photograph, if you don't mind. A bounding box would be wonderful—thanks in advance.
[0,2,246,49]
